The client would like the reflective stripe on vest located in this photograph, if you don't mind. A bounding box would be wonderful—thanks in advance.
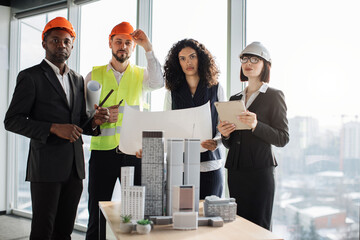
[118,105,140,114]
[99,126,122,136]
[90,64,144,151]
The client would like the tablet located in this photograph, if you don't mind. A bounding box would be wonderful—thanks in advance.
[214,100,251,130]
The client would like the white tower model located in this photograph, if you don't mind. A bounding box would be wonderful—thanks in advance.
[142,131,166,216]
[166,139,184,216]
[121,166,134,188]
[121,167,145,220]
[184,139,200,212]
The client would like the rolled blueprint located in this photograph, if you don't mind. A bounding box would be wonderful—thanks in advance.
[86,80,102,116]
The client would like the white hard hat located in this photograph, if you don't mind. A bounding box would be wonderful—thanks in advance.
[240,42,271,63]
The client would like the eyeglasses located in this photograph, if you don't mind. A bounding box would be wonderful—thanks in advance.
[240,56,260,64]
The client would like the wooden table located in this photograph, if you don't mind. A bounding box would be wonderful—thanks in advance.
[99,201,283,240]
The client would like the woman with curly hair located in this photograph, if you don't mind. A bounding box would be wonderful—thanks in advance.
[163,38,225,199]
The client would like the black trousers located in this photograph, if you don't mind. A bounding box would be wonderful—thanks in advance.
[227,167,275,230]
[30,164,83,240]
[200,168,223,199]
[86,148,141,240]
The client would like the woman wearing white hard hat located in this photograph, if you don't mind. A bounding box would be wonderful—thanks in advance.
[217,42,289,230]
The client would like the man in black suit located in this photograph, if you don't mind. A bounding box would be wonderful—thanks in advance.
[4,17,109,239]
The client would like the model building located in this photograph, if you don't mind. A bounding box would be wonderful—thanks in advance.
[121,166,145,221]
[184,139,200,212]
[166,139,200,215]
[166,139,184,215]
[172,185,195,214]
[141,131,166,216]
[203,195,237,222]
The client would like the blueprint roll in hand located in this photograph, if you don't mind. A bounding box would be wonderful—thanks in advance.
[86,80,102,116]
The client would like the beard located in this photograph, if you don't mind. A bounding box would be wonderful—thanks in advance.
[112,50,130,63]
[47,50,70,63]
[53,53,69,63]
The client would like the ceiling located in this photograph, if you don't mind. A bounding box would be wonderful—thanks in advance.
[0,0,10,7]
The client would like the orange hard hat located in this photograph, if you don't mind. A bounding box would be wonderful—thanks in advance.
[42,17,76,41]
[109,22,134,41]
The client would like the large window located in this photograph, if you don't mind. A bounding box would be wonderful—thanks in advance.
[79,0,137,77]
[15,9,68,214]
[151,0,228,110]
[247,1,360,239]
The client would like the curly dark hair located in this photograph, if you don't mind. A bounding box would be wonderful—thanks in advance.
[163,39,219,91]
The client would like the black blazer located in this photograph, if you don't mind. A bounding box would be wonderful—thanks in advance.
[222,87,289,170]
[4,60,94,182]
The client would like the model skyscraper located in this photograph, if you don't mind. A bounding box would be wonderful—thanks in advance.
[166,138,200,215]
[184,139,200,212]
[121,166,145,221]
[141,131,166,216]
[121,166,134,188]
[166,139,184,215]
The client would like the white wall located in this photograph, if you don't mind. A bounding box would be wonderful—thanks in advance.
[0,5,11,212]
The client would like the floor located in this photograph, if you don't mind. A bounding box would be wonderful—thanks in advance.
[0,214,86,240]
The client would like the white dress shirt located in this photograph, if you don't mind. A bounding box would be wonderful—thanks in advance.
[44,58,71,104]
[241,83,269,108]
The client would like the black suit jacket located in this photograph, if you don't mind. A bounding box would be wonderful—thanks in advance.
[4,60,95,182]
[222,87,289,170]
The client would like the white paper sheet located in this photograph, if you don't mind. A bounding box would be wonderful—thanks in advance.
[119,102,213,155]
[86,80,102,115]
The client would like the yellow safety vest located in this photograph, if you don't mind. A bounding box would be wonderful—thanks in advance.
[90,64,144,150]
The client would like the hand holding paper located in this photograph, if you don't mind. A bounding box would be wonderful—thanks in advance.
[201,139,217,151]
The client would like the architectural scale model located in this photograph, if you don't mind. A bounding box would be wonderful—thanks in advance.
[166,139,184,216]
[121,166,134,188]
[166,139,200,215]
[120,166,145,221]
[184,139,200,212]
[203,195,237,222]
[172,185,195,214]
[149,216,173,225]
[150,216,224,227]
[198,216,224,227]
[141,131,166,217]
[173,211,198,230]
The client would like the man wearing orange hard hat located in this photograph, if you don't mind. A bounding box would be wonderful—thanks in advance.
[4,17,109,239]
[84,22,164,240]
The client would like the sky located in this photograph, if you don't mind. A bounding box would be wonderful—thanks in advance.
[247,0,360,129]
